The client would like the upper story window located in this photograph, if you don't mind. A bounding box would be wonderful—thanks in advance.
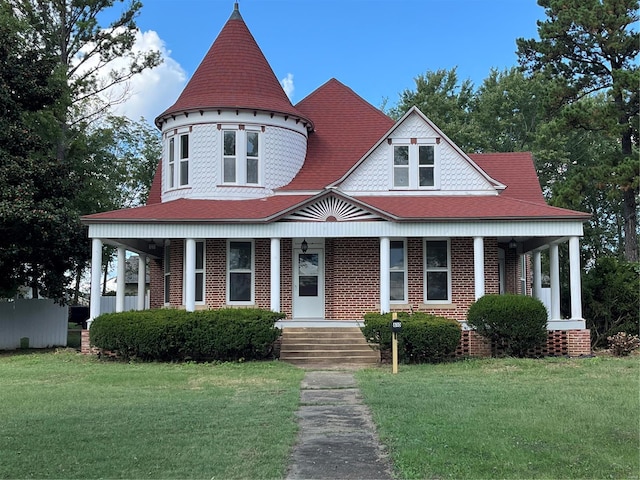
[222,127,261,186]
[392,140,438,189]
[167,132,189,189]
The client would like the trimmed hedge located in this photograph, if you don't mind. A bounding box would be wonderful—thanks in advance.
[90,308,284,361]
[361,312,461,363]
[466,294,547,357]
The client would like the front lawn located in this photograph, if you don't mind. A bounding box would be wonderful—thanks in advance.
[0,351,304,479]
[357,356,639,479]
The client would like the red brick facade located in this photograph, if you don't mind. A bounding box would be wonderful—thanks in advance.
[143,235,591,357]
[150,236,518,319]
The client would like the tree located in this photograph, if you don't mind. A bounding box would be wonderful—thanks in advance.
[517,0,639,261]
[387,68,481,150]
[0,4,84,299]
[10,0,162,126]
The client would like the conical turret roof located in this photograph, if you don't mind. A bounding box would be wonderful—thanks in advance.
[156,3,311,128]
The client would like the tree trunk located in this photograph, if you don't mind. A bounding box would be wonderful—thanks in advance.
[622,187,638,262]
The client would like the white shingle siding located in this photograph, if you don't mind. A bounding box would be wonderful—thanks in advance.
[340,112,495,194]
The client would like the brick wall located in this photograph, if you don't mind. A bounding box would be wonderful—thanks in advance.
[149,257,164,309]
[567,329,592,356]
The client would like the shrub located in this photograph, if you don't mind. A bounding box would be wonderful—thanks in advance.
[90,308,284,361]
[361,312,461,363]
[607,332,640,357]
[466,294,547,357]
[583,258,640,348]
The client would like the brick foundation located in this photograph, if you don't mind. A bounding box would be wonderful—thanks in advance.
[567,329,592,357]
[80,329,100,355]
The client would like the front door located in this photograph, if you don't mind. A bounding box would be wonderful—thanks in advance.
[293,248,324,319]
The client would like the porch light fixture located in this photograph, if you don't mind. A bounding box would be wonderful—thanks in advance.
[508,238,517,250]
[301,239,308,253]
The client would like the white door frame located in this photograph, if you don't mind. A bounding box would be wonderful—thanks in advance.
[292,239,325,319]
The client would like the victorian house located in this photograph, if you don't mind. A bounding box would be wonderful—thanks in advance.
[82,4,591,357]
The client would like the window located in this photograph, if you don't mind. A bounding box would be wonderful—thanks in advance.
[393,146,409,187]
[228,240,253,303]
[392,141,438,189]
[418,145,434,187]
[390,239,407,302]
[179,134,189,186]
[246,131,259,184]
[168,138,175,189]
[223,130,236,183]
[222,129,261,185]
[164,246,171,304]
[167,133,189,188]
[195,241,204,303]
[424,240,450,302]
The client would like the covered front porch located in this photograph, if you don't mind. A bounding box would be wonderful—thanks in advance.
[86,221,586,332]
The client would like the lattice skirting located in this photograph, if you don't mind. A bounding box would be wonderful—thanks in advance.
[455,329,591,358]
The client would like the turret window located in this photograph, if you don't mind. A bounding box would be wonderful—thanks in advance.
[167,132,189,189]
[222,128,261,186]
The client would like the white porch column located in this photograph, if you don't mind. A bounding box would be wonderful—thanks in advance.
[549,243,561,320]
[569,236,583,320]
[380,237,390,314]
[116,247,126,313]
[473,236,485,300]
[532,250,542,300]
[88,238,103,325]
[270,238,281,312]
[137,254,146,311]
[184,238,196,312]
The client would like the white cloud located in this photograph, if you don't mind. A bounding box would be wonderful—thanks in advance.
[108,30,187,122]
[72,29,187,123]
[281,73,295,101]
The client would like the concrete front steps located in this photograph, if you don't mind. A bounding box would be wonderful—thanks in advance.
[280,327,380,367]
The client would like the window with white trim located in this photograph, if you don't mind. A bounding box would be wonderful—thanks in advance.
[227,240,254,304]
[424,239,450,302]
[392,140,438,189]
[222,128,261,185]
[390,239,407,302]
[179,134,189,186]
[163,246,170,305]
[195,241,205,303]
[182,240,205,304]
[167,132,189,188]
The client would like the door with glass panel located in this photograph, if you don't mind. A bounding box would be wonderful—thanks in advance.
[293,249,324,319]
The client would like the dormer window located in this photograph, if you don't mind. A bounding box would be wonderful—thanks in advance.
[222,127,262,185]
[392,140,438,189]
[167,132,189,189]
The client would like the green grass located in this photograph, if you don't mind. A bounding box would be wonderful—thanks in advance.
[0,351,304,479]
[357,356,639,480]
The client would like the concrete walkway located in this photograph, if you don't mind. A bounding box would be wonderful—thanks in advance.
[285,370,394,480]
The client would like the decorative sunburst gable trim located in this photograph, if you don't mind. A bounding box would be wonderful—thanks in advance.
[282,192,387,222]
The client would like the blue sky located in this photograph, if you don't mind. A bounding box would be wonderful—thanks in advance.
[112,0,546,121]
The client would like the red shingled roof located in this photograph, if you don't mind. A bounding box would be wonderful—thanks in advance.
[155,5,310,127]
[85,196,312,222]
[357,195,590,221]
[470,152,545,204]
[85,192,588,223]
[146,160,162,205]
[280,79,395,191]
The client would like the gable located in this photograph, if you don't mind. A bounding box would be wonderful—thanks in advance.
[337,108,501,195]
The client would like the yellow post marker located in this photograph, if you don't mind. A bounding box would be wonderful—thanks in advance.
[392,312,398,374]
